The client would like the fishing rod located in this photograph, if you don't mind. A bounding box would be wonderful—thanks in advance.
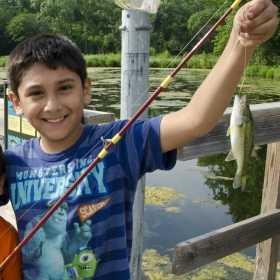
[0,0,242,272]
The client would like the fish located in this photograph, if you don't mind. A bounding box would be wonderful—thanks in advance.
[225,95,258,191]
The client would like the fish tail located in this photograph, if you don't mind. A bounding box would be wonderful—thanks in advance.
[233,174,247,191]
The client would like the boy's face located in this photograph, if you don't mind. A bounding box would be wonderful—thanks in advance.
[9,63,91,153]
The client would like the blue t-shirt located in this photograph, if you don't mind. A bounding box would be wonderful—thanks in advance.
[4,117,177,280]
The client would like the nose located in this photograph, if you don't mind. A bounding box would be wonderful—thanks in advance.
[44,93,62,112]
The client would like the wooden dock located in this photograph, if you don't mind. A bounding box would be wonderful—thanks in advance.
[177,101,280,160]
[174,101,280,280]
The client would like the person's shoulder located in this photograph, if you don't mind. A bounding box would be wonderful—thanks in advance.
[0,216,15,231]
[4,138,37,155]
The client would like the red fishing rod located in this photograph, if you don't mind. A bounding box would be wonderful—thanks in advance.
[0,0,242,272]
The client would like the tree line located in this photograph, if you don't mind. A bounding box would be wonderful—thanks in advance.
[0,0,279,65]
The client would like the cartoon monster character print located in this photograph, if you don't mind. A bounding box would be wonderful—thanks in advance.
[23,200,93,279]
[64,246,100,279]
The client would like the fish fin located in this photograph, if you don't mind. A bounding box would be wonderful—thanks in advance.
[250,147,258,158]
[233,174,241,189]
[226,126,231,136]
[225,150,235,162]
[241,176,247,192]
[233,174,247,191]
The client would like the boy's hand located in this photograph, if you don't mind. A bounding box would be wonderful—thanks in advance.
[0,186,3,195]
[234,0,278,48]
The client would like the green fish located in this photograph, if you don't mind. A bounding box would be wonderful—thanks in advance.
[225,95,258,191]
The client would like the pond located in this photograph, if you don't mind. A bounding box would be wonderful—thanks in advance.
[85,67,280,279]
[1,67,280,279]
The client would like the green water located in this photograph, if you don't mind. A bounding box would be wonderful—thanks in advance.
[1,67,280,278]
[83,67,280,253]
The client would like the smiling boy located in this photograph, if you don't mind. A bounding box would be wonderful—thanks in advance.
[10,64,91,153]
[0,0,278,279]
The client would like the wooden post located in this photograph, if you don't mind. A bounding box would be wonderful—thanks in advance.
[253,142,280,280]
[119,10,152,280]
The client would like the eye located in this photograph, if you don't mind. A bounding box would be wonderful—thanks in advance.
[59,85,71,91]
[30,91,43,96]
[79,253,93,263]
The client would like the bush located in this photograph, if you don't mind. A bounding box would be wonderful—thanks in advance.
[0,57,7,67]
[150,47,156,56]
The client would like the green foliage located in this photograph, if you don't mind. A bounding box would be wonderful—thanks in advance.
[245,65,280,79]
[149,47,156,56]
[84,54,121,68]
[6,13,48,42]
[0,56,7,67]
[0,0,278,65]
[158,50,170,58]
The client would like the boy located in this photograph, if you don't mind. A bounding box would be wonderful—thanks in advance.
[0,145,22,280]
[0,0,278,279]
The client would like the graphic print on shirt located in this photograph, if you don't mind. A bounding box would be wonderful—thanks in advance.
[23,198,109,279]
[10,160,108,211]
[64,246,100,280]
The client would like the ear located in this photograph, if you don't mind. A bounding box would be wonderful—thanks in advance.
[9,92,24,116]
[83,78,91,105]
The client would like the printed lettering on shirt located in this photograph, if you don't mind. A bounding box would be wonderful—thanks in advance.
[11,159,108,211]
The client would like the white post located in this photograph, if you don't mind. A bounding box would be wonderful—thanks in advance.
[119,9,152,280]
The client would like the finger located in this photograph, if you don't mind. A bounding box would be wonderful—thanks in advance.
[84,219,92,226]
[239,14,278,42]
[236,0,273,24]
[82,232,92,240]
[73,222,80,233]
[244,2,279,31]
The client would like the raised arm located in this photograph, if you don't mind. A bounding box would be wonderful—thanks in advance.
[160,0,279,153]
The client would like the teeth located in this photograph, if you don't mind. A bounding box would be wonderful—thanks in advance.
[53,217,64,223]
[46,117,65,123]
[79,266,93,270]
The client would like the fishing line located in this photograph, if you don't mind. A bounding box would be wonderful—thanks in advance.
[239,45,247,95]
[130,0,231,114]
[0,0,243,271]
[4,0,232,222]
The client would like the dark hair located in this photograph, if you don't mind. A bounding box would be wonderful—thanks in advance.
[0,145,6,176]
[6,33,88,98]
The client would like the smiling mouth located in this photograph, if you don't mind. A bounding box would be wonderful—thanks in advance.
[45,116,67,123]
[78,265,93,270]
[53,216,65,223]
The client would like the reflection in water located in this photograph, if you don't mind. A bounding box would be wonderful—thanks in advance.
[197,145,267,223]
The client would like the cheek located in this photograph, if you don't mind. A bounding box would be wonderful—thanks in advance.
[67,96,86,111]
[23,104,41,117]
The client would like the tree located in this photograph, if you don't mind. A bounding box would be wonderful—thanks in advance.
[150,0,197,54]
[6,12,50,42]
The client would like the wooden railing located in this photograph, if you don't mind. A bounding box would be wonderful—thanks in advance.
[173,102,280,280]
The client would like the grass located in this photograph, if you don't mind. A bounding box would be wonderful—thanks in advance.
[1,52,279,79]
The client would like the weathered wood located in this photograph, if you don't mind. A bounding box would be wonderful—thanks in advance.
[178,102,280,160]
[253,142,280,280]
[172,209,280,276]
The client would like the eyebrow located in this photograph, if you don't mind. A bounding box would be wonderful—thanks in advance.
[24,78,76,91]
